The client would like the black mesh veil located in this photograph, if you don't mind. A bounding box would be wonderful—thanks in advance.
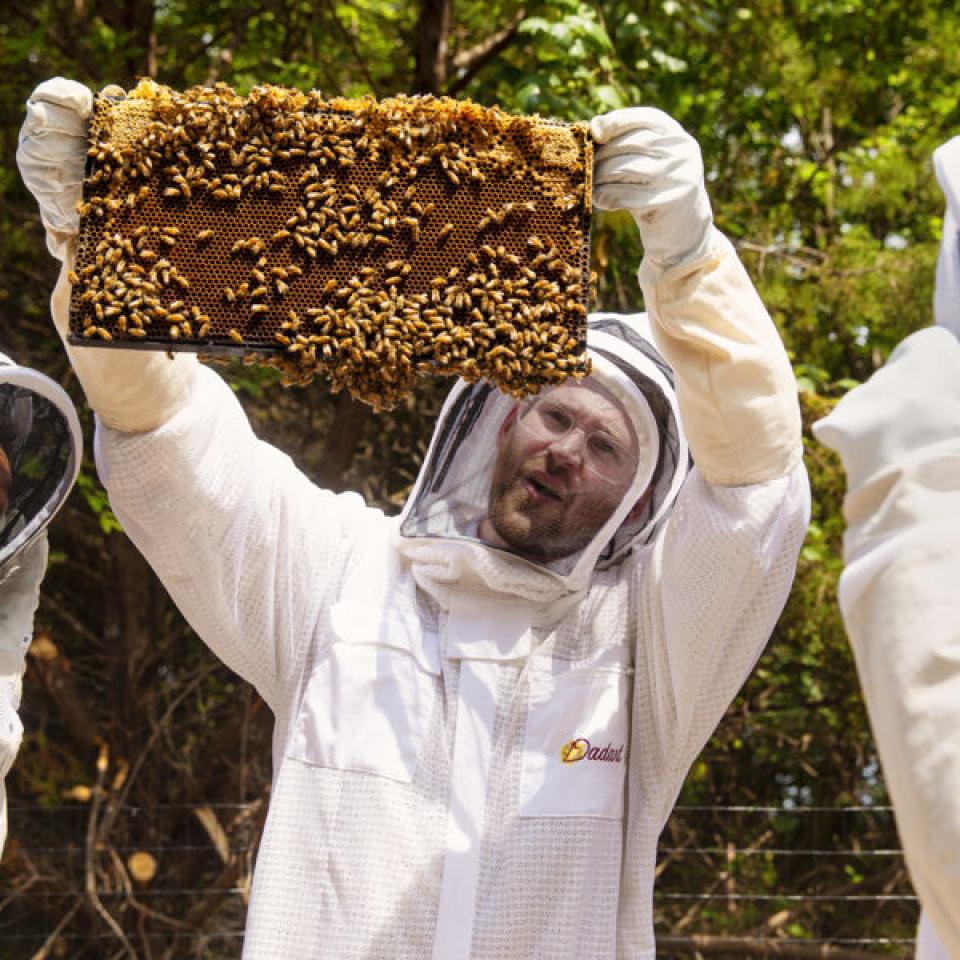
[0,356,82,575]
[586,314,689,566]
[399,313,690,578]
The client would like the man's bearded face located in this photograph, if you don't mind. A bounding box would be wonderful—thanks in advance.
[480,381,641,564]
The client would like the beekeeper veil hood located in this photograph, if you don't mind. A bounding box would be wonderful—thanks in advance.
[0,353,81,579]
[397,313,689,621]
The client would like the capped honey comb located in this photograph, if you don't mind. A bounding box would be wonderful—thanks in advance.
[68,80,593,410]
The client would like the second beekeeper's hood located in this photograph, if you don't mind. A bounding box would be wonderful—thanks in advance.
[0,353,82,580]
[396,313,689,618]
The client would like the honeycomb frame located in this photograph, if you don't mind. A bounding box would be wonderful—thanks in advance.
[68,81,593,409]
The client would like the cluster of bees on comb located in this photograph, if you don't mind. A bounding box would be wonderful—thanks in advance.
[68,79,594,410]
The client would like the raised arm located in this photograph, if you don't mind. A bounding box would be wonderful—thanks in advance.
[592,108,810,765]
[17,79,197,434]
[19,78,381,710]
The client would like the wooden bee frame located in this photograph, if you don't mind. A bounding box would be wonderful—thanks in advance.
[69,81,593,409]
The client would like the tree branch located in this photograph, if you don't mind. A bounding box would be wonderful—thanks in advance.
[447,9,526,96]
[321,0,380,96]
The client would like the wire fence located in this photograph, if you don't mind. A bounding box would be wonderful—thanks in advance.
[0,801,917,959]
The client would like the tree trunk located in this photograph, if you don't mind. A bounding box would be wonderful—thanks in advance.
[413,0,452,94]
[320,0,453,485]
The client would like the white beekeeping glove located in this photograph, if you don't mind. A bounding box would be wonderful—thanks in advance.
[17,78,197,434]
[16,78,93,263]
[0,534,49,853]
[591,107,713,269]
[933,135,960,339]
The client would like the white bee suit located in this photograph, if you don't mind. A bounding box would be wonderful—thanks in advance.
[814,327,960,959]
[813,136,960,960]
[0,354,82,853]
[94,228,809,959]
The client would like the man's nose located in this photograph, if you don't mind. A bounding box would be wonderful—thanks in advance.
[546,428,586,468]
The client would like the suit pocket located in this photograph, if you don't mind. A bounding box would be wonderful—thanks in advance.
[287,600,440,783]
[519,653,631,819]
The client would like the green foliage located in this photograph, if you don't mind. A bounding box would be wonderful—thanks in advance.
[74,467,123,535]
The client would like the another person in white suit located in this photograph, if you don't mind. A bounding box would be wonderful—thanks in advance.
[0,353,81,853]
[814,136,960,959]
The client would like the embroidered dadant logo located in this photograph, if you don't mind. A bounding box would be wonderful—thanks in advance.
[560,738,624,765]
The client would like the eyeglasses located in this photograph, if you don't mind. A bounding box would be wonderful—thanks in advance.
[517,398,638,483]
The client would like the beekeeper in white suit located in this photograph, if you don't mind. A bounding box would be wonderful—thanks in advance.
[814,138,960,960]
[19,78,810,959]
[0,353,81,853]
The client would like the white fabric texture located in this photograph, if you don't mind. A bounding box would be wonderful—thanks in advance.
[17,78,198,433]
[917,911,950,960]
[592,108,713,268]
[0,534,48,853]
[813,327,960,959]
[95,232,809,957]
[933,136,960,337]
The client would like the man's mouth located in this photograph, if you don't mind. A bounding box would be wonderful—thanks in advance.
[525,471,564,503]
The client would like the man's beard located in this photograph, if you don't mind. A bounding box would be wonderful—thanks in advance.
[487,472,604,564]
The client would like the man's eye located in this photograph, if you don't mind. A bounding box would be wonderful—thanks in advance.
[541,406,571,432]
[589,434,619,460]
